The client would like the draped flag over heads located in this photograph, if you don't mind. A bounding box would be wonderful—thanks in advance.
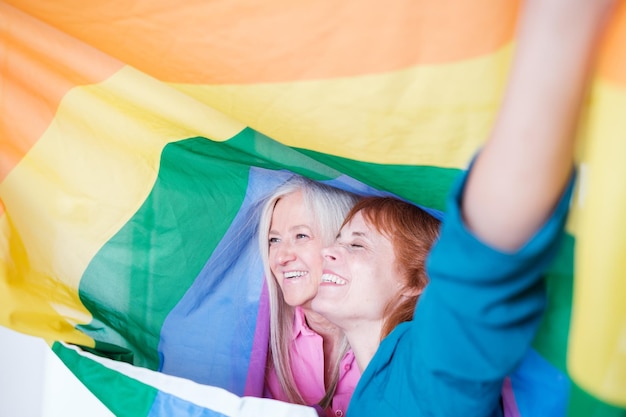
[1,1,625,416]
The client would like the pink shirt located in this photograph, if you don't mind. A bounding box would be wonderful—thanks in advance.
[266,306,361,417]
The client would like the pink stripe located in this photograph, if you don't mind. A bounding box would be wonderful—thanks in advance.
[244,280,270,396]
[501,377,521,417]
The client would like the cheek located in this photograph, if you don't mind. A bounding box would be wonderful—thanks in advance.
[301,245,324,268]
[268,253,279,276]
[378,270,402,297]
[357,261,397,298]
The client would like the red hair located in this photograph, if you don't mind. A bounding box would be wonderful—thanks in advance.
[342,197,441,339]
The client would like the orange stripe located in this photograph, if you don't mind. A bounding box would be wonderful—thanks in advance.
[0,3,123,181]
[7,0,518,84]
[597,2,626,86]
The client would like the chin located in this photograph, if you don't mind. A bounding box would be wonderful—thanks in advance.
[286,296,314,308]
[311,297,331,316]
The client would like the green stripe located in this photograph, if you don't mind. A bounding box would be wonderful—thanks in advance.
[78,134,257,368]
[533,233,575,372]
[53,342,155,417]
[297,148,461,211]
[76,128,351,369]
[568,381,626,417]
[534,234,626,417]
[232,128,461,209]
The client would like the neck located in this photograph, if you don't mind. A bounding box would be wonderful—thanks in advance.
[302,307,341,338]
[342,320,384,373]
[302,307,343,388]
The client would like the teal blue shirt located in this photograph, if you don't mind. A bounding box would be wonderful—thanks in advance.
[347,169,574,417]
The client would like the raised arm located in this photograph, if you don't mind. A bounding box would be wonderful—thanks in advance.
[463,0,617,251]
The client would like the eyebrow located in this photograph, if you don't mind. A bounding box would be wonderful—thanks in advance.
[336,230,368,240]
[269,224,312,235]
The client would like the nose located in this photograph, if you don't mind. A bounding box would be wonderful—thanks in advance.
[321,245,338,261]
[275,243,296,265]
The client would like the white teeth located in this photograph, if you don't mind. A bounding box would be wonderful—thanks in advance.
[284,271,307,279]
[321,274,347,285]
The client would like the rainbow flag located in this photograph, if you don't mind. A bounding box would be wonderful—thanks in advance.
[1,1,625,416]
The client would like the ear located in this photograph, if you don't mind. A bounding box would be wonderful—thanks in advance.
[401,286,422,298]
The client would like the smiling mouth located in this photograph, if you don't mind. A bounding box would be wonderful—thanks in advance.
[284,271,308,279]
[321,273,346,285]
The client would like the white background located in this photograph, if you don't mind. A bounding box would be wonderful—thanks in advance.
[0,326,113,417]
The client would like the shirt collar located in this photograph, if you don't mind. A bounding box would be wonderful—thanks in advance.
[292,306,318,340]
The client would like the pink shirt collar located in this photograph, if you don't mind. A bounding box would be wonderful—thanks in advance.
[292,305,327,339]
[266,306,360,417]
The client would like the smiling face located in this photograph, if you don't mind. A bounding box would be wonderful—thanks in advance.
[312,211,402,331]
[268,190,324,309]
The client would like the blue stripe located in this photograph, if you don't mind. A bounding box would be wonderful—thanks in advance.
[510,348,571,416]
[148,391,229,417]
[157,168,292,394]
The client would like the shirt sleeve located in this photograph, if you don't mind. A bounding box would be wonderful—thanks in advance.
[346,166,575,417]
[417,166,575,381]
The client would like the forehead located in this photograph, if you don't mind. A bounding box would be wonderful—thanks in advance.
[342,210,396,254]
[342,211,370,233]
[275,189,305,209]
[342,211,390,243]
[270,191,314,227]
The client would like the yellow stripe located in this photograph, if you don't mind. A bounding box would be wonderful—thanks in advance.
[174,45,513,169]
[569,80,626,406]
[0,65,245,343]
[0,212,93,346]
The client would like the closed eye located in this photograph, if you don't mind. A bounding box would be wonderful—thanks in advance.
[348,238,368,249]
[336,239,364,250]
